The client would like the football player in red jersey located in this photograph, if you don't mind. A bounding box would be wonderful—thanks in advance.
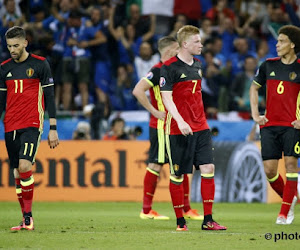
[160,25,226,231]
[0,26,59,230]
[133,36,203,221]
[250,25,300,225]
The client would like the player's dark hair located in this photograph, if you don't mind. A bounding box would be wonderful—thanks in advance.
[278,25,300,54]
[5,26,26,40]
[111,117,125,127]
[158,36,177,54]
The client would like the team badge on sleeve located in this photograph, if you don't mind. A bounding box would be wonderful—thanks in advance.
[146,71,153,80]
[49,77,54,83]
[26,68,34,77]
[160,77,166,87]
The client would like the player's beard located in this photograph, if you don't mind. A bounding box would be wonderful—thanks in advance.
[11,48,24,61]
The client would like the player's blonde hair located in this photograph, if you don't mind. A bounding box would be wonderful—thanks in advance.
[177,25,200,47]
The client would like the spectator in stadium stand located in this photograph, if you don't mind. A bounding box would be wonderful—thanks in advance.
[102,117,128,140]
[228,37,257,78]
[230,55,264,113]
[108,4,156,63]
[134,41,159,81]
[133,36,203,221]
[250,25,300,225]
[168,14,188,38]
[110,64,138,111]
[0,26,59,231]
[160,25,227,231]
[61,10,91,110]
[83,6,111,105]
[205,0,235,26]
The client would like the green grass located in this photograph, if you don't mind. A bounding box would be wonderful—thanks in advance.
[0,202,299,249]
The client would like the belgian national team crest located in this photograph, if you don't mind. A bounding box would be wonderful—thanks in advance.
[174,164,179,172]
[289,72,297,81]
[26,68,34,78]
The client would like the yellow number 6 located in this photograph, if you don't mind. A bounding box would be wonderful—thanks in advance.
[277,81,284,94]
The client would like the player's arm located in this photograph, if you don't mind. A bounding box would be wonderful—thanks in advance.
[250,82,268,126]
[250,61,268,126]
[161,91,192,136]
[0,70,7,119]
[132,78,165,120]
[41,60,59,148]
[0,88,6,118]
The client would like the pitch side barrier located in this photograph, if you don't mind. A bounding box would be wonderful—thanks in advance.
[0,141,294,202]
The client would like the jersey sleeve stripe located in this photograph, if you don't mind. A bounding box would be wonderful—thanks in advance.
[42,83,54,88]
[297,92,300,120]
[143,77,154,87]
[0,88,7,91]
[253,80,262,87]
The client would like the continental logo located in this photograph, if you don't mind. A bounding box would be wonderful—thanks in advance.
[289,72,297,81]
[26,68,34,78]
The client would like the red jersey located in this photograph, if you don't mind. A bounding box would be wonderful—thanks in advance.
[143,61,165,129]
[253,57,300,128]
[0,54,54,132]
[160,56,209,135]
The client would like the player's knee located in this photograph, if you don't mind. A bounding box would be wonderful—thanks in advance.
[148,163,162,173]
[285,161,298,173]
[200,163,214,174]
[170,174,183,185]
[13,168,20,178]
[18,160,32,173]
[264,168,277,179]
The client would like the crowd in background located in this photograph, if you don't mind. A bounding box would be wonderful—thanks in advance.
[1,0,299,121]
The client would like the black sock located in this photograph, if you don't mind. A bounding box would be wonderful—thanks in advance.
[23,211,32,217]
[203,214,213,223]
[177,217,186,227]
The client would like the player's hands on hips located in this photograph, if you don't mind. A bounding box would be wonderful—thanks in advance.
[291,120,300,129]
[178,120,193,136]
[253,115,268,126]
[48,130,59,149]
[154,110,166,121]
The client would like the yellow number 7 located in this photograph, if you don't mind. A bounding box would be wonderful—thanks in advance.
[192,80,197,94]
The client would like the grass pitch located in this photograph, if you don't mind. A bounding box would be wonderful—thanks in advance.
[0,202,299,249]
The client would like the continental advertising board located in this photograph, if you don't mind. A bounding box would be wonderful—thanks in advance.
[0,141,294,203]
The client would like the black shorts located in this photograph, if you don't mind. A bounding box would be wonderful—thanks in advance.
[166,129,213,176]
[5,127,42,169]
[148,127,167,164]
[260,126,300,161]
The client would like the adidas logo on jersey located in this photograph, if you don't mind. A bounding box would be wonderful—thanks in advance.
[180,73,187,78]
[7,72,12,77]
[270,71,275,76]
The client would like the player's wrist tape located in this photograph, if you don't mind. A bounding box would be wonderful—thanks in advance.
[50,125,57,130]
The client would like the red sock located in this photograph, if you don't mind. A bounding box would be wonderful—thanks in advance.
[15,178,24,214]
[183,174,191,212]
[20,171,34,214]
[201,177,215,216]
[279,179,298,217]
[268,174,284,198]
[142,169,159,214]
[169,180,184,218]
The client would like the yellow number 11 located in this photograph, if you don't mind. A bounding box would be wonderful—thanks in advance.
[14,80,23,94]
